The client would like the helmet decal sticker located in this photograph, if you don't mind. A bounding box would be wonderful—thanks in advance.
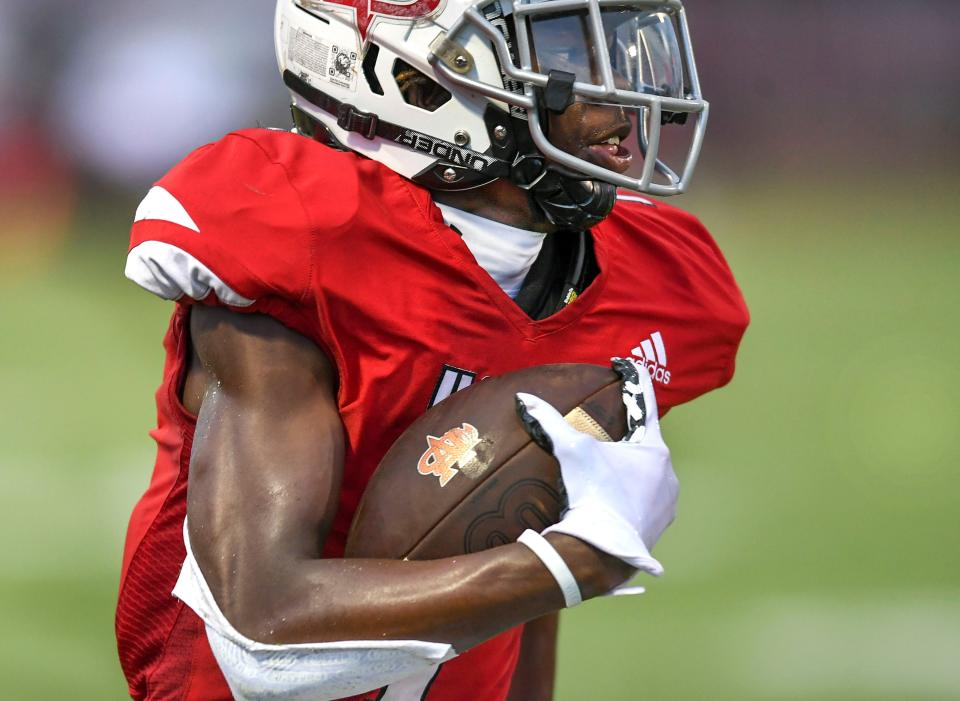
[287,26,360,92]
[310,0,444,39]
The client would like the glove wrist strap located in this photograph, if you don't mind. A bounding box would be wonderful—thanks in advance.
[518,529,582,608]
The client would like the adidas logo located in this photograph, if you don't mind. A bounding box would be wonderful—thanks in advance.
[631,331,671,385]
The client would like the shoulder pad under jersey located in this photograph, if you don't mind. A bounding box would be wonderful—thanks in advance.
[606,192,750,387]
[125,130,339,308]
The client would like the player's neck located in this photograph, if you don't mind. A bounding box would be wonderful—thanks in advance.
[431,179,557,234]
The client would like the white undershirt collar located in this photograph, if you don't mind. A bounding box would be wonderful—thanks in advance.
[435,202,546,300]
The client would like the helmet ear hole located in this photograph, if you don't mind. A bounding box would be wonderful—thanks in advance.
[392,59,451,112]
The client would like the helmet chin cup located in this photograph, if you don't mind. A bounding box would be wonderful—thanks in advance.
[511,156,616,230]
[534,175,617,231]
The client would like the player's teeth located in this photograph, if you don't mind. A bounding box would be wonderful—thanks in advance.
[604,136,620,146]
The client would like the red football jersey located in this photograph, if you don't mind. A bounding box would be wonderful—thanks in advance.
[117,129,748,700]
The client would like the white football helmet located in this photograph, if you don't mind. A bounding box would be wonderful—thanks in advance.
[275,0,707,224]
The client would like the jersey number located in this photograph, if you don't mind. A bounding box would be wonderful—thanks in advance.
[428,364,476,409]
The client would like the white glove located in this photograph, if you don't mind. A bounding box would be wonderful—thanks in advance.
[515,358,678,576]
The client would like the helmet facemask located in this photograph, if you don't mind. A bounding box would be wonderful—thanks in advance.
[433,0,706,193]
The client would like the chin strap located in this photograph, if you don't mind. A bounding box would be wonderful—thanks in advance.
[285,71,509,190]
[527,171,617,231]
[506,120,617,231]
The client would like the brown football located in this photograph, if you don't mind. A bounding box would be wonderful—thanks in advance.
[345,363,626,560]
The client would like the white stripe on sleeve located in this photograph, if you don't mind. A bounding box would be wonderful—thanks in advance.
[125,240,255,307]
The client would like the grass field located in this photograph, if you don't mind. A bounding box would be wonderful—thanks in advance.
[1,182,957,699]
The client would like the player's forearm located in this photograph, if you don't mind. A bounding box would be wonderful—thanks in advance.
[184,310,634,654]
[230,534,624,652]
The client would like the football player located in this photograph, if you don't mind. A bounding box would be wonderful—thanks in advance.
[116,0,749,699]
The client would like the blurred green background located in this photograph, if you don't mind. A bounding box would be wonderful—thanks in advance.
[2,180,957,699]
[2,0,959,698]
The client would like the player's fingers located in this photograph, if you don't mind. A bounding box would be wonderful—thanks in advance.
[630,555,664,577]
[611,357,661,442]
[634,361,661,428]
[515,393,581,456]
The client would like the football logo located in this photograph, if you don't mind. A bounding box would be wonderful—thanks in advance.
[417,423,480,487]
[304,0,444,39]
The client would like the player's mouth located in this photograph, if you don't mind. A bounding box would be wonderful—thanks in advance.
[585,124,633,174]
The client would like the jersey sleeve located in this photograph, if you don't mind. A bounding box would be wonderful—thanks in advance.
[125,132,313,315]
[652,202,750,390]
[610,195,750,396]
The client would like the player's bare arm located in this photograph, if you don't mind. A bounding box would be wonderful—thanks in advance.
[185,306,633,651]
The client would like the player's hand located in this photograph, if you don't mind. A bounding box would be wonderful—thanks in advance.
[516,358,678,576]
